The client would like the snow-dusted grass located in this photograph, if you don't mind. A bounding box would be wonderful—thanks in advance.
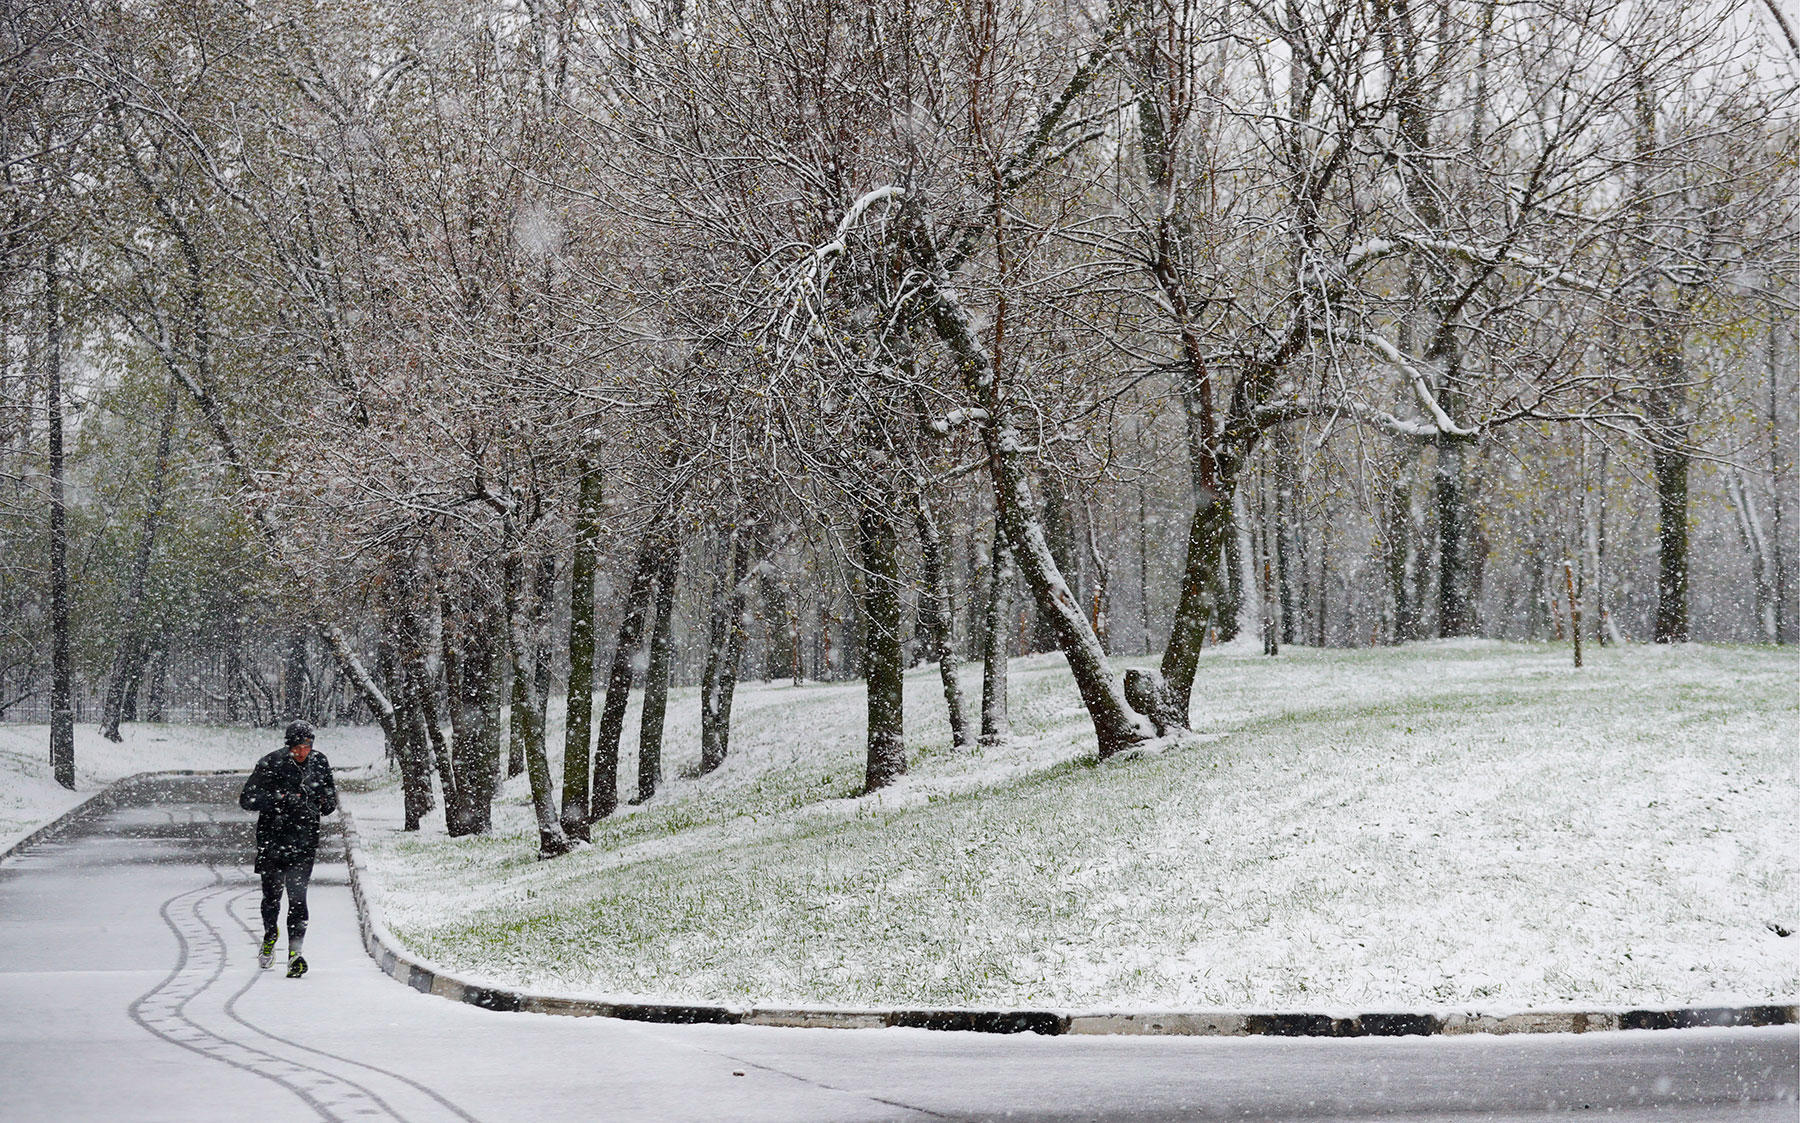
[0,719,386,854]
[344,641,1800,1013]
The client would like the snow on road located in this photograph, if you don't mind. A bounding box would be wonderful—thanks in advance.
[2,773,1795,1122]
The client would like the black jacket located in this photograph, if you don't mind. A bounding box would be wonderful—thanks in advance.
[239,748,338,872]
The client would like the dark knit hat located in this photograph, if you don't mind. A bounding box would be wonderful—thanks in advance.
[284,720,316,747]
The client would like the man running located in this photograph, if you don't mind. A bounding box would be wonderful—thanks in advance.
[239,720,338,978]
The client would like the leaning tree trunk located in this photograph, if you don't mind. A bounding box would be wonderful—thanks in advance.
[1031,480,1077,654]
[915,265,1155,758]
[560,458,603,839]
[505,548,572,858]
[46,247,73,789]
[979,522,1012,745]
[1159,474,1234,726]
[100,376,179,743]
[700,531,751,774]
[591,520,667,821]
[635,536,679,803]
[913,488,973,749]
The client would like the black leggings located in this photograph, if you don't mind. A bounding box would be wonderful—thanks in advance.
[259,861,314,940]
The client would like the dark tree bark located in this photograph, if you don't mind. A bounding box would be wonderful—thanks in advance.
[635,536,679,803]
[388,579,437,832]
[1651,446,1690,643]
[1770,309,1791,644]
[379,623,430,832]
[1434,438,1478,637]
[591,520,667,821]
[560,458,602,839]
[913,489,973,749]
[505,548,572,858]
[409,661,457,822]
[1648,321,1691,643]
[143,649,167,722]
[281,627,309,722]
[859,497,907,791]
[1159,485,1231,722]
[700,532,751,775]
[443,581,504,836]
[46,247,73,789]
[979,523,1012,745]
[1136,482,1153,655]
[760,570,797,682]
[100,376,178,743]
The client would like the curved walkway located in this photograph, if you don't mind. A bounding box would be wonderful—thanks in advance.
[0,773,1794,1122]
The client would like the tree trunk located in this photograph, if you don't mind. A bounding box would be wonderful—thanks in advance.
[1137,482,1153,656]
[100,376,178,743]
[980,522,1012,745]
[913,488,973,749]
[560,458,602,839]
[915,268,1154,758]
[388,585,436,833]
[1435,439,1477,637]
[1767,305,1790,644]
[1159,480,1232,724]
[46,247,73,790]
[143,648,167,722]
[700,532,751,774]
[591,521,666,821]
[635,535,679,803]
[379,627,430,831]
[860,497,907,792]
[1031,480,1077,653]
[505,549,572,858]
[1651,443,1690,642]
[1275,431,1298,646]
[281,627,309,722]
[1647,322,1691,643]
[444,582,503,836]
[410,660,457,823]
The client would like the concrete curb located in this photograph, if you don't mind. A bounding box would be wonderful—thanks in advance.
[0,768,245,865]
[336,809,1799,1039]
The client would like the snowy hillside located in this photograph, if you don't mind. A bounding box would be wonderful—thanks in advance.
[343,641,1800,1012]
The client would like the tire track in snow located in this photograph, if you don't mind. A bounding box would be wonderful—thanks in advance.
[219,889,482,1123]
[126,805,418,1121]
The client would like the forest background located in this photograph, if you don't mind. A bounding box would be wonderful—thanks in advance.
[3,0,1796,859]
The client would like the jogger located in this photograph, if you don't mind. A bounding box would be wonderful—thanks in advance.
[240,720,337,977]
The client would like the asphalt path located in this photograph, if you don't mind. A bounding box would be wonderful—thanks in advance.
[0,774,1793,1122]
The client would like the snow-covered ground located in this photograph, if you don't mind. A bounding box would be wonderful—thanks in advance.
[0,720,386,854]
[339,641,1800,1014]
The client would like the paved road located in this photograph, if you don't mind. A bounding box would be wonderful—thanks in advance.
[0,774,1794,1122]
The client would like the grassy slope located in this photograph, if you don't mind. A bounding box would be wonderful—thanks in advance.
[346,641,1799,1011]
